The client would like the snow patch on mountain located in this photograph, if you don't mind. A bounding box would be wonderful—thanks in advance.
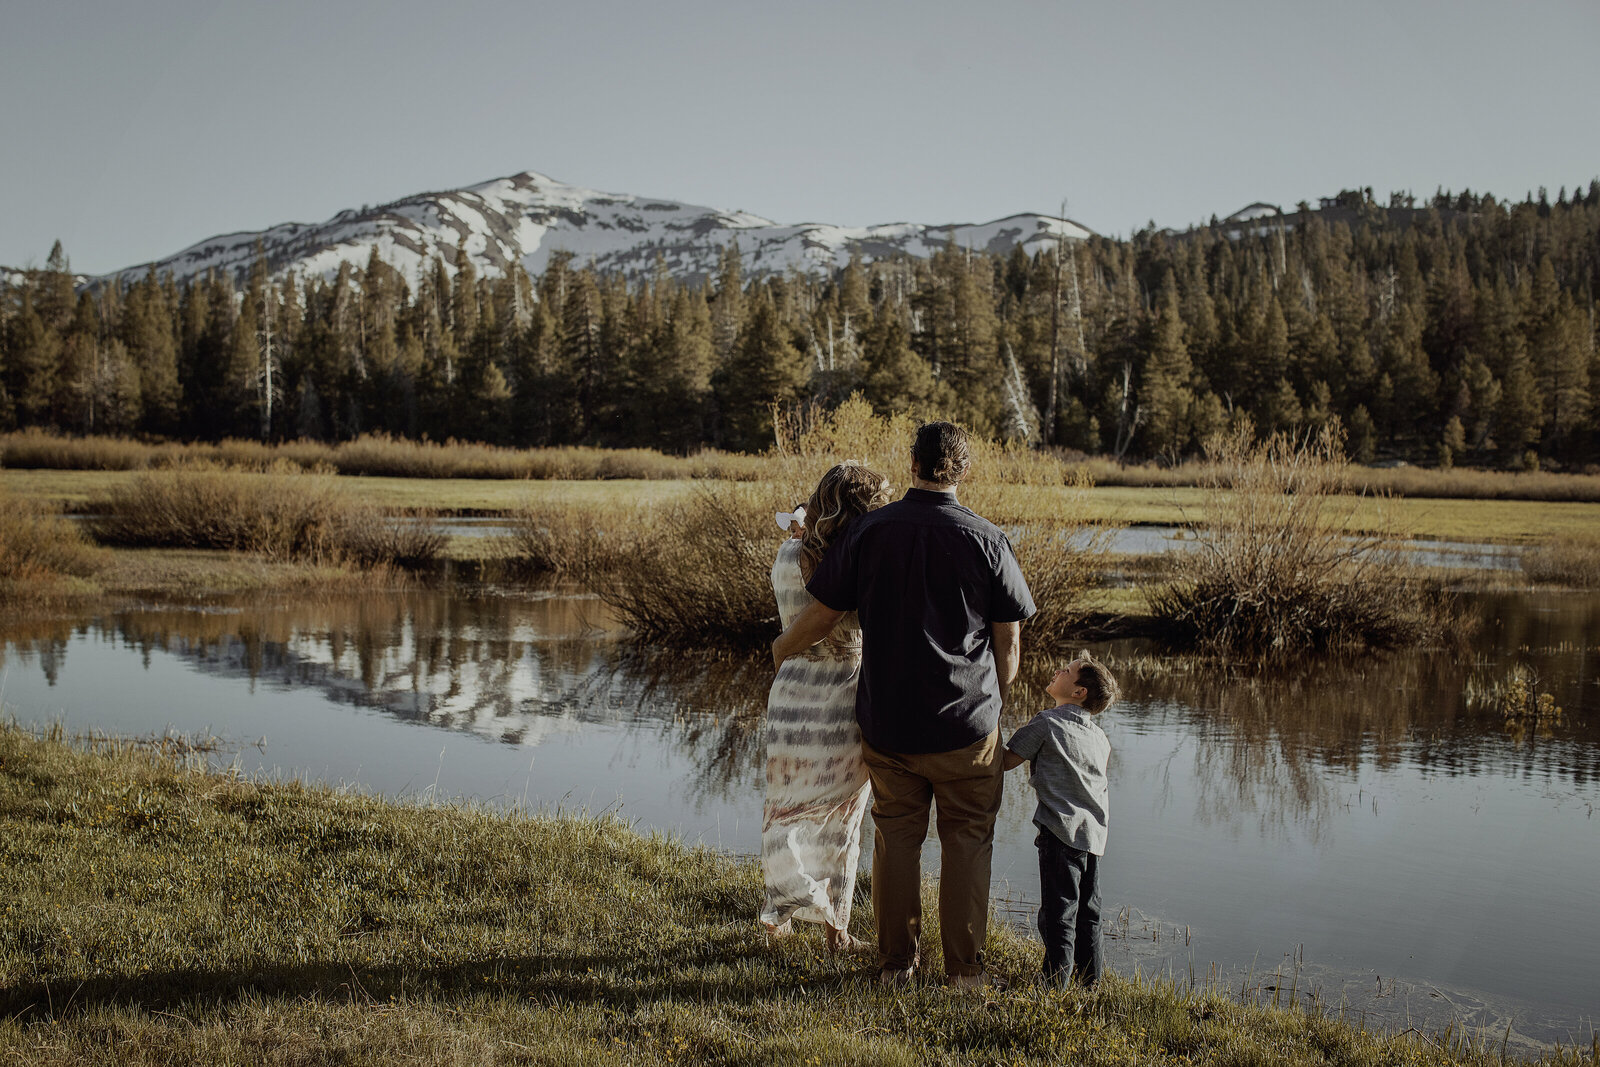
[96,170,1096,288]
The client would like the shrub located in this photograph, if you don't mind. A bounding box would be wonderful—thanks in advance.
[335,507,448,569]
[1146,426,1461,661]
[1522,535,1600,588]
[771,395,1069,501]
[592,484,778,649]
[0,489,108,599]
[1012,516,1121,644]
[85,465,442,569]
[501,500,641,578]
[88,465,349,559]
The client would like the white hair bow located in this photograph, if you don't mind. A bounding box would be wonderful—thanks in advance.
[775,505,806,531]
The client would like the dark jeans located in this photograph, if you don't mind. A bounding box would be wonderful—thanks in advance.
[1035,830,1102,988]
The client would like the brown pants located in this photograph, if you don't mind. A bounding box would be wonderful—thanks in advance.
[862,730,1004,977]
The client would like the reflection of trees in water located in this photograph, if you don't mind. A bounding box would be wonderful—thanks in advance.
[0,593,775,805]
[611,646,771,806]
[5,589,1594,823]
[998,610,1600,841]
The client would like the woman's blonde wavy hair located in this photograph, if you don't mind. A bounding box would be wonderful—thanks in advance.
[798,462,894,580]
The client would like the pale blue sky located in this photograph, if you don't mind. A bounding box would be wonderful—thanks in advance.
[4,0,1597,275]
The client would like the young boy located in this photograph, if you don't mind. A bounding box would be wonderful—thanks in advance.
[1004,650,1121,989]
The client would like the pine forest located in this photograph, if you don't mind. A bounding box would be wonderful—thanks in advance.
[3,183,1598,468]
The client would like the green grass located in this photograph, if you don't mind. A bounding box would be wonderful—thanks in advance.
[1,724,1591,1066]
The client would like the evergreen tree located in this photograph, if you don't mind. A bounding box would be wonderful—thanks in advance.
[1137,283,1193,454]
[9,295,60,426]
[712,296,807,451]
[860,305,937,416]
[122,268,181,431]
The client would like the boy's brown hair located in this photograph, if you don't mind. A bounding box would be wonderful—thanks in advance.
[1075,650,1120,714]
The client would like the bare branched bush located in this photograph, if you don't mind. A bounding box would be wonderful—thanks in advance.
[336,507,448,569]
[592,402,1125,648]
[592,484,778,649]
[1012,517,1122,643]
[89,465,350,559]
[772,395,1069,501]
[1146,426,1461,661]
[501,501,641,578]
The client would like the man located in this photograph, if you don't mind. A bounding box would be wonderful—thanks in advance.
[771,421,1035,987]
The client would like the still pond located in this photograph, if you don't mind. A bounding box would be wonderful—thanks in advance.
[2,584,1595,1050]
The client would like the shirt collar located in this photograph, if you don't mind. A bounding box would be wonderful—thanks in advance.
[1052,702,1093,723]
[905,487,960,504]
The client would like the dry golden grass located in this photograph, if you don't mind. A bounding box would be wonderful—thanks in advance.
[1075,452,1600,502]
[85,465,445,569]
[1522,534,1600,588]
[0,429,771,482]
[0,490,108,602]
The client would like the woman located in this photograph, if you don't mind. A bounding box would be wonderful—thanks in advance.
[760,462,892,952]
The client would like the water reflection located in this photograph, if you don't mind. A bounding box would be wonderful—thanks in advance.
[1,587,1596,1046]
[3,588,1595,827]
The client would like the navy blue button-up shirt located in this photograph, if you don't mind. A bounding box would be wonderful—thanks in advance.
[806,488,1036,754]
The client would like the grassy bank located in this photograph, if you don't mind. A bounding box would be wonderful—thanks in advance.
[1,725,1588,1067]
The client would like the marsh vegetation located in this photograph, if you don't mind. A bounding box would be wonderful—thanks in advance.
[85,465,445,569]
[1145,427,1463,661]
[0,483,107,600]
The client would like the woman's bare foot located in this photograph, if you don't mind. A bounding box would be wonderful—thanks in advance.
[825,926,870,955]
[762,920,794,938]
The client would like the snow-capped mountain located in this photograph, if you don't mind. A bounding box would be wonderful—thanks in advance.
[96,170,1096,288]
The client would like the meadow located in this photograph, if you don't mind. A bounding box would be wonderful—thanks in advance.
[8,467,1600,545]
[8,426,1600,503]
[2,723,1593,1067]
[3,401,1582,660]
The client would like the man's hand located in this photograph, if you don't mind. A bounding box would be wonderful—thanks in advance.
[772,599,846,671]
[992,620,1021,704]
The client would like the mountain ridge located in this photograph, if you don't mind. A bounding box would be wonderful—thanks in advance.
[88,170,1098,288]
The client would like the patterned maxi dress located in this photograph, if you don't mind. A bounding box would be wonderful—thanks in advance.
[759,537,873,932]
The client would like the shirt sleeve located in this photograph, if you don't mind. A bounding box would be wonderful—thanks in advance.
[805,525,860,611]
[989,535,1037,623]
[1006,714,1047,761]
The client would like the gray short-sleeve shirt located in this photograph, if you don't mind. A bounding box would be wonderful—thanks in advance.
[1006,704,1110,854]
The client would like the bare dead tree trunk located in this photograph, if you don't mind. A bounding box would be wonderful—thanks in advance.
[1068,245,1087,380]
[1045,203,1064,444]
[259,282,275,441]
[1112,360,1143,459]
